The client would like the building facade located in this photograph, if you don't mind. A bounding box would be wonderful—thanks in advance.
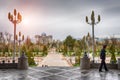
[35,33,53,45]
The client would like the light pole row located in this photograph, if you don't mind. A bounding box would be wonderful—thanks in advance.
[7,9,100,64]
[8,9,22,62]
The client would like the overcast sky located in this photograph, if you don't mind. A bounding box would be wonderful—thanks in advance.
[0,0,120,40]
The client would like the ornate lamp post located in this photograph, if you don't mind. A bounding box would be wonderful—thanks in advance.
[16,32,24,57]
[86,11,101,63]
[8,9,22,62]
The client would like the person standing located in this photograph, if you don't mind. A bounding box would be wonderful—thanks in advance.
[99,45,108,72]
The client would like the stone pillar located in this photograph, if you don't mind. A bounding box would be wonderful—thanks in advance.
[118,58,120,70]
[80,52,90,70]
[18,52,28,70]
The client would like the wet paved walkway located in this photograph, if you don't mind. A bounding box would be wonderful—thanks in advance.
[38,51,71,67]
[0,67,120,80]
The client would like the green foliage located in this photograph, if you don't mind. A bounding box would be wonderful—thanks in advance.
[25,36,33,49]
[73,63,80,67]
[81,36,87,50]
[109,38,117,64]
[4,45,8,52]
[74,40,82,64]
[26,50,36,66]
[116,41,120,55]
[42,45,48,56]
[64,35,75,51]
[109,44,117,63]
[75,56,80,64]
[62,45,67,56]
[21,44,36,66]
[34,46,40,55]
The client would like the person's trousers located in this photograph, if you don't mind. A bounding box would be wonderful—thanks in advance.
[99,59,108,71]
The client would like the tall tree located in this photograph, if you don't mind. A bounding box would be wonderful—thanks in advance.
[22,36,36,66]
[25,36,33,49]
[64,35,75,52]
[109,38,117,63]
[74,40,82,64]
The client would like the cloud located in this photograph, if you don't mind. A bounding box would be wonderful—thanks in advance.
[0,0,120,40]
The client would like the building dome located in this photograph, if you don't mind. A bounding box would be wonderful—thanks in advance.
[41,32,46,36]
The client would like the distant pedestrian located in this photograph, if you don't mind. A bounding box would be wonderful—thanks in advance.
[99,45,108,72]
[45,65,47,67]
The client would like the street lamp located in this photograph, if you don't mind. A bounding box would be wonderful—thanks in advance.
[16,32,24,57]
[8,9,22,63]
[86,10,101,63]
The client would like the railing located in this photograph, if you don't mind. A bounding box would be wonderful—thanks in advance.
[0,63,17,69]
[0,57,18,69]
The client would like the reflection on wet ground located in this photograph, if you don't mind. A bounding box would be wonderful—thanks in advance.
[0,67,120,80]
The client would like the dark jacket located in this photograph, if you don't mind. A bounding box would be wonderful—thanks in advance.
[100,49,106,60]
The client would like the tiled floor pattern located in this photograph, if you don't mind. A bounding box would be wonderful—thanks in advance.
[0,67,120,80]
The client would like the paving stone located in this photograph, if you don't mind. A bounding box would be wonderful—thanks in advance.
[73,76,92,80]
[58,71,80,78]
[45,68,65,74]
[29,71,51,78]
[39,75,68,80]
[0,67,120,80]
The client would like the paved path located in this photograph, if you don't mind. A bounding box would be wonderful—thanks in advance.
[38,50,72,67]
[0,67,120,80]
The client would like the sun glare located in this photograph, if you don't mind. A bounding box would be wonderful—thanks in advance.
[22,18,30,26]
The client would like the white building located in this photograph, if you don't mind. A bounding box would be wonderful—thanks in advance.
[35,33,53,45]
